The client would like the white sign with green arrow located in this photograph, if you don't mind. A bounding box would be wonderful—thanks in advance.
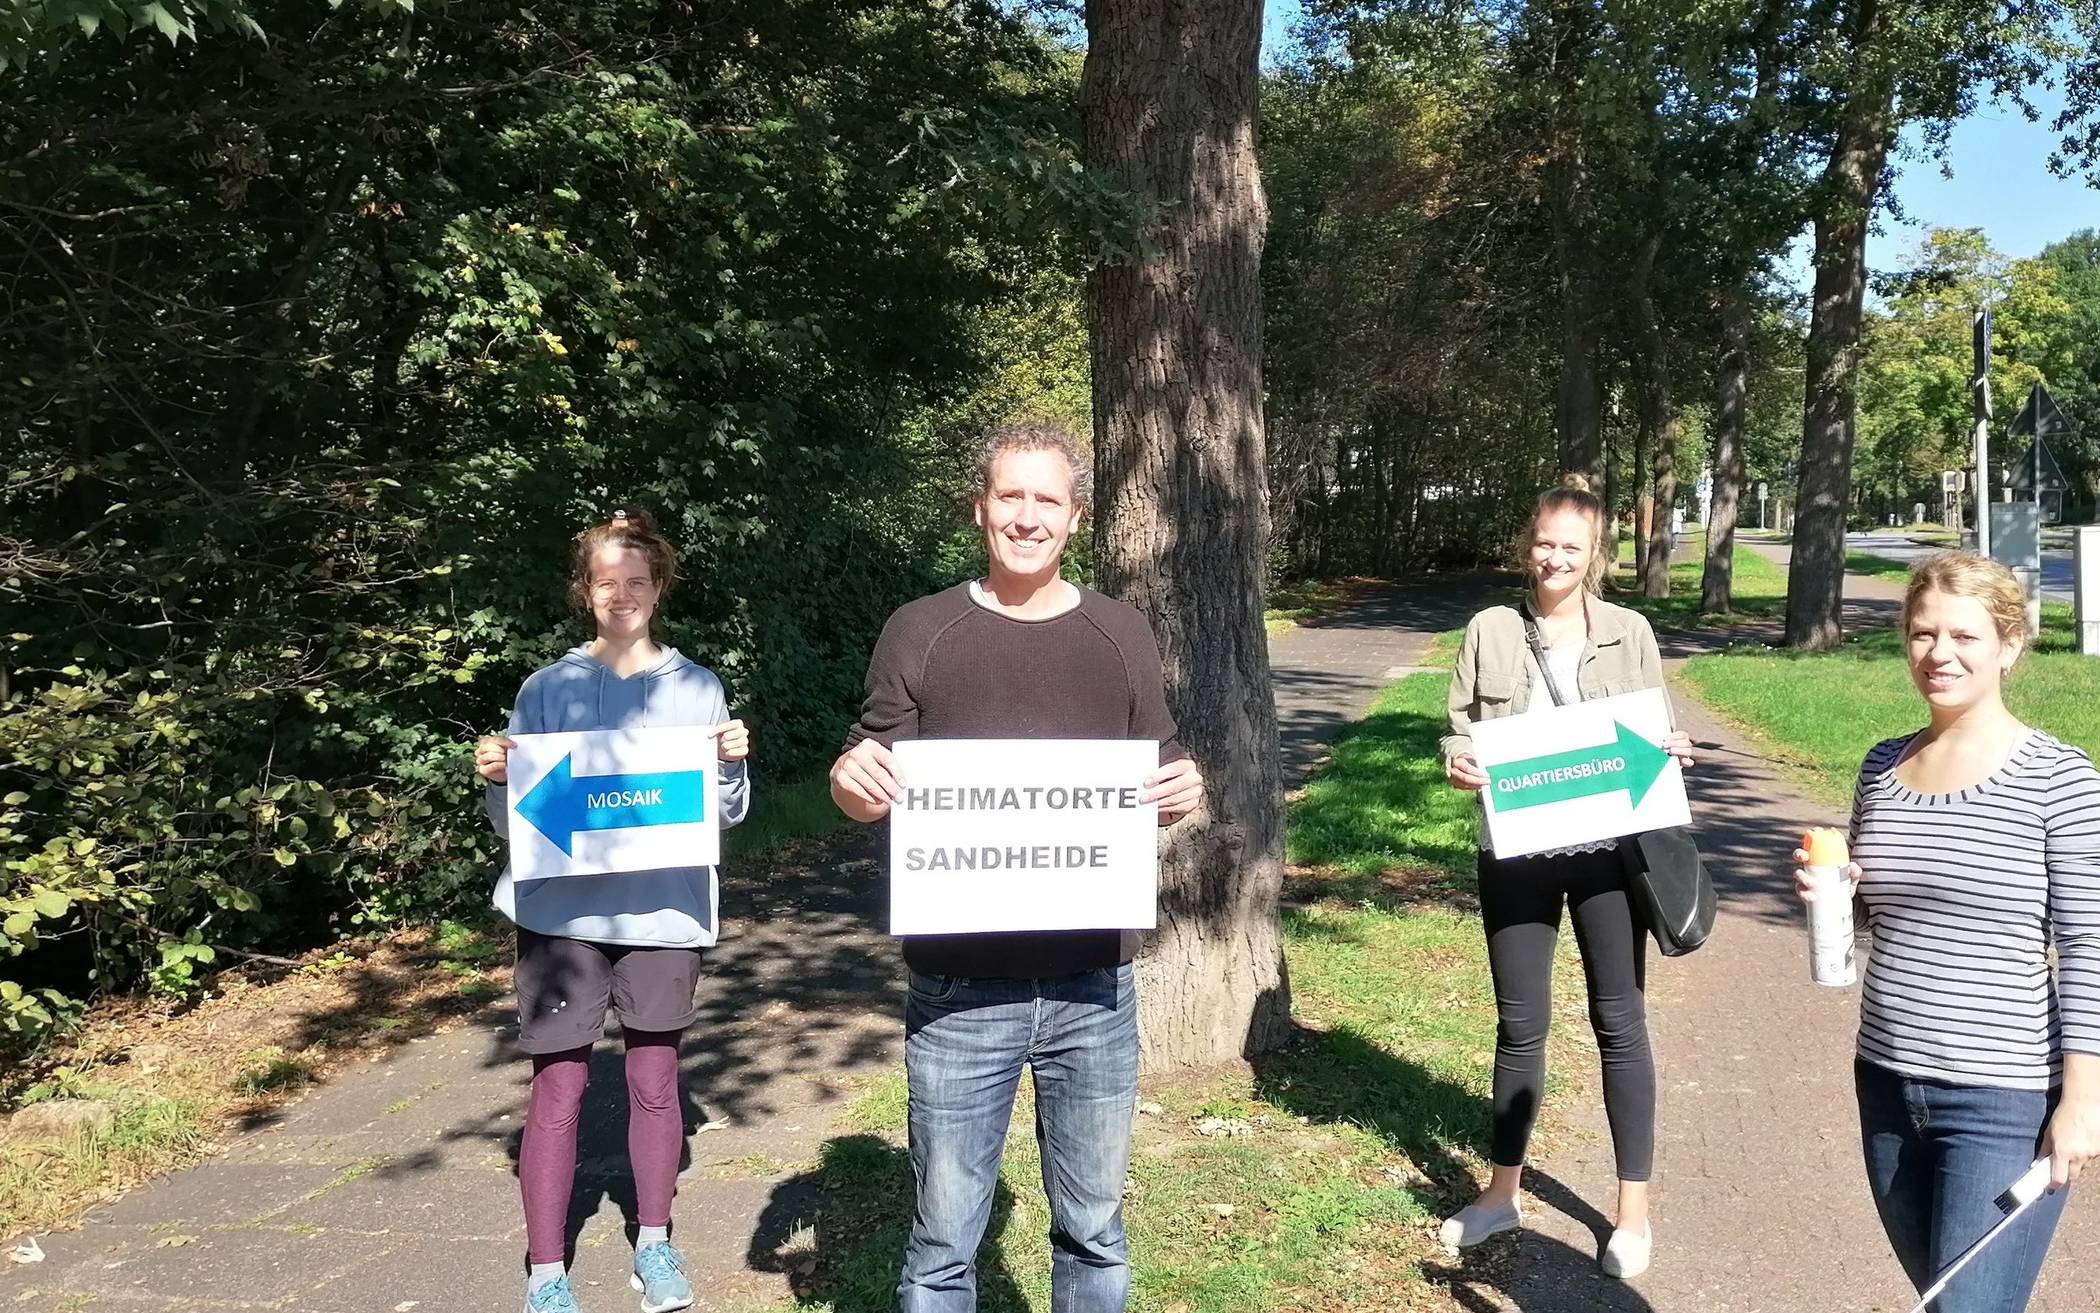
[1469,688,1688,859]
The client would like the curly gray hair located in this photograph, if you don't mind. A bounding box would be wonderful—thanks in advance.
[975,418,1092,509]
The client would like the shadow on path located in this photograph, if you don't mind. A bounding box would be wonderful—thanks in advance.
[1269,571,1516,784]
[748,1134,1029,1313]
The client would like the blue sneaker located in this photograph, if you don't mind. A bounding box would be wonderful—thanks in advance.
[525,1274,582,1313]
[630,1241,693,1313]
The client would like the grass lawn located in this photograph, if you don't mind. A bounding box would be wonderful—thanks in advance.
[750,637,1580,1312]
[1608,531,1790,627]
[726,773,847,858]
[1842,550,1913,584]
[1265,578,1369,636]
[1678,603,2100,807]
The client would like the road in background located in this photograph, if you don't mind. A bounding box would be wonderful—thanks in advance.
[1847,531,2072,602]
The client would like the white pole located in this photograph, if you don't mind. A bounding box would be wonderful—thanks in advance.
[2078,525,2100,658]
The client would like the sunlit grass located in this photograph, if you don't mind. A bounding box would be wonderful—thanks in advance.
[1679,603,2099,805]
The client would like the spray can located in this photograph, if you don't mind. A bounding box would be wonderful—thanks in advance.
[1803,827,1855,987]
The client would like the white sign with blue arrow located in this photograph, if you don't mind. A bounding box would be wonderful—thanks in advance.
[505,728,720,880]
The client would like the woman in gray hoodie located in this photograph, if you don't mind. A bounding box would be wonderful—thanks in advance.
[475,508,750,1313]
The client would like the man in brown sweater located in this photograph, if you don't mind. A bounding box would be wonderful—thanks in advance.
[829,418,1202,1313]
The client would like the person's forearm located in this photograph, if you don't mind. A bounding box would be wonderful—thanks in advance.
[2064,1053,2100,1114]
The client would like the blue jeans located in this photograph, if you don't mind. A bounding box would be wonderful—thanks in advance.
[898,963,1139,1313]
[1855,1059,2069,1313]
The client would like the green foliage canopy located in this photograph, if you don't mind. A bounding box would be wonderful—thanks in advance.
[0,0,1109,1046]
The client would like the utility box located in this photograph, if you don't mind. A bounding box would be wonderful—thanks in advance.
[2078,526,2100,657]
[1989,503,2044,636]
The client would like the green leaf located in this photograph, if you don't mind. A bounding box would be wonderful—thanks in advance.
[2,792,27,805]
[1,914,31,938]
[141,2,183,41]
[272,848,297,867]
[32,891,69,918]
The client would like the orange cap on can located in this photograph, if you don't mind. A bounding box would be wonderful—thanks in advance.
[1803,826,1849,866]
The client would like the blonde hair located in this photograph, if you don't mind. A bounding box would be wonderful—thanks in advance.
[1522,472,1609,593]
[1902,552,2027,650]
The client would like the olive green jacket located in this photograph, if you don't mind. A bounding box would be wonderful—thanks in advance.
[1440,593,1672,771]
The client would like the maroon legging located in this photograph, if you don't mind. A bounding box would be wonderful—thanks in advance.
[520,1030,684,1264]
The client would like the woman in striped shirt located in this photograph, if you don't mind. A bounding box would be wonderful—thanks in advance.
[1795,552,2100,1312]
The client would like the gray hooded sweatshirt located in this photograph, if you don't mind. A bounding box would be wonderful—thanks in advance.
[486,646,750,947]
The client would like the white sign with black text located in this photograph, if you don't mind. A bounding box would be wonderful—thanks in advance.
[887,739,1159,935]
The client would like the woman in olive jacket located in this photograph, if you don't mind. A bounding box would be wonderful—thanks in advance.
[1437,473,1694,1279]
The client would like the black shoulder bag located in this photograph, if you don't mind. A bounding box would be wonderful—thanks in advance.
[1522,615,1715,957]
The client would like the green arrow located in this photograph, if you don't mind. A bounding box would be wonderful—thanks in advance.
[1487,721,1670,813]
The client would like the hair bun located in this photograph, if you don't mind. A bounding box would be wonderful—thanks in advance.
[610,505,660,535]
[1558,472,1595,496]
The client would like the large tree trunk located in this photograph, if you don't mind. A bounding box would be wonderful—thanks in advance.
[1786,0,1892,650]
[1631,399,1650,582]
[1543,0,1603,481]
[1082,0,1289,1071]
[1630,233,1678,597]
[1702,294,1752,612]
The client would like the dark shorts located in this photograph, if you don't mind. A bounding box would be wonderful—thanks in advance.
[513,928,705,1054]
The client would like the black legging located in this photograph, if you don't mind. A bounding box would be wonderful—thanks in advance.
[1478,845,1655,1182]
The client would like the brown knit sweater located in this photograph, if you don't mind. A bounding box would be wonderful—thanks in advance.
[846,582,1185,978]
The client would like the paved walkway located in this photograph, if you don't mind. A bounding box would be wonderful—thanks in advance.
[7,595,1445,1313]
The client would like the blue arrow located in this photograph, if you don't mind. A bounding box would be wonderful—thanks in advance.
[516,754,709,857]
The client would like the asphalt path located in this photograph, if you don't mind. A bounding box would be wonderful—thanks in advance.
[1847,531,2075,602]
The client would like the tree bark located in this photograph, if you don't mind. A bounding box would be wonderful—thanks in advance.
[1786,0,1893,650]
[1702,294,1752,612]
[1543,0,1603,482]
[1082,0,1289,1070]
[1630,233,1678,597]
[1631,397,1650,581]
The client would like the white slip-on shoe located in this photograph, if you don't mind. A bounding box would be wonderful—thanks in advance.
[1601,1223,1652,1278]
[1438,1197,1523,1251]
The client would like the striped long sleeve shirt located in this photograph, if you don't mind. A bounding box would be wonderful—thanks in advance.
[1850,729,2100,1090]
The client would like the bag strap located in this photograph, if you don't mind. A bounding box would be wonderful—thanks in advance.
[1523,613,1571,709]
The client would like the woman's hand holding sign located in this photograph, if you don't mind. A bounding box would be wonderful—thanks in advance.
[709,719,751,763]
[475,735,516,785]
[1141,757,1204,824]
[1661,730,1695,769]
[1447,752,1488,793]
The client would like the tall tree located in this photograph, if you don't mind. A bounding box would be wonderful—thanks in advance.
[1531,0,1607,481]
[1784,0,2069,647]
[1703,298,1753,610]
[1630,232,1681,596]
[1083,0,1288,1068]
